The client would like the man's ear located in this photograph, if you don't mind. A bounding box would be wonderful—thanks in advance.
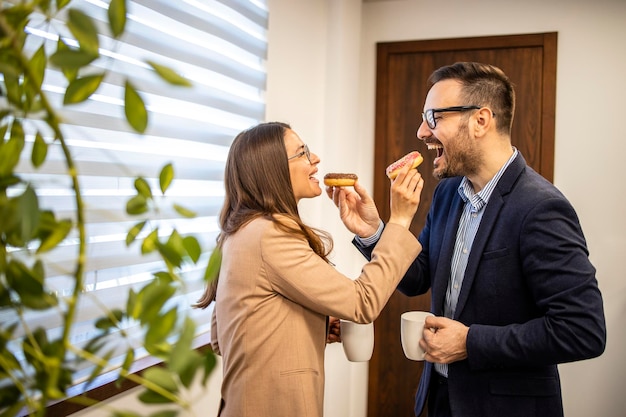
[473,107,495,138]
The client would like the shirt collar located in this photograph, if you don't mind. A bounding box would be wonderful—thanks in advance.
[457,148,518,212]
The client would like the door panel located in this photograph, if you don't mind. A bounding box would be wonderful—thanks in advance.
[368,32,557,417]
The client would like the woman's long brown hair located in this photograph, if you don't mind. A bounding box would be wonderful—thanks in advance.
[194,122,333,308]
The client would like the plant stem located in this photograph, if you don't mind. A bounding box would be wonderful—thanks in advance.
[67,344,190,408]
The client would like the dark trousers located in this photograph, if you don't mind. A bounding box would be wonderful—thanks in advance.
[428,372,452,417]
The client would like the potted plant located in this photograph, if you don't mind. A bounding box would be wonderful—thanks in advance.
[0,1,219,416]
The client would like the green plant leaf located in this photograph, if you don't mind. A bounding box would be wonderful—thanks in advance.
[126,194,148,215]
[147,61,191,87]
[2,186,38,248]
[124,81,148,133]
[21,46,47,111]
[201,350,217,385]
[153,271,175,284]
[159,163,173,194]
[119,348,135,383]
[173,203,196,219]
[108,0,127,38]
[0,385,23,410]
[126,288,139,319]
[149,410,178,417]
[33,210,64,247]
[204,247,222,283]
[133,280,176,324]
[49,48,98,70]
[56,39,78,81]
[139,367,178,403]
[144,307,177,356]
[137,388,173,405]
[23,327,49,365]
[31,131,48,167]
[28,45,47,92]
[2,73,21,107]
[63,73,104,104]
[36,0,51,13]
[67,8,100,55]
[94,308,124,330]
[0,123,9,145]
[0,279,11,307]
[134,177,152,199]
[126,220,146,245]
[57,0,71,9]
[141,229,159,254]
[16,185,40,243]
[0,329,21,373]
[6,259,57,310]
[168,317,202,388]
[156,239,183,267]
[182,236,201,263]
[112,412,141,417]
[169,318,195,367]
[0,120,25,178]
[0,52,21,78]
[37,218,72,253]
[83,336,107,357]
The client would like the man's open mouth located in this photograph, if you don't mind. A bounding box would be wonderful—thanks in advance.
[427,143,444,158]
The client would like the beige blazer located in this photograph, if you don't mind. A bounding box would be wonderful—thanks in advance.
[211,216,420,417]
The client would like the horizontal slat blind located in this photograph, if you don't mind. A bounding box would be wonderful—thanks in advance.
[3,0,267,388]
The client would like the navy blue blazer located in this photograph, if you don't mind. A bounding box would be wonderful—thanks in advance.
[355,153,606,417]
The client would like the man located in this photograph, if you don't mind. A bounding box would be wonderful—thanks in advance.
[327,62,606,417]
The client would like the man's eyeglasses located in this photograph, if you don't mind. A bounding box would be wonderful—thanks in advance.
[288,144,311,164]
[421,105,481,129]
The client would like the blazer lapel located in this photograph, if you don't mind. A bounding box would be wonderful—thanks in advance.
[453,191,503,318]
[432,194,464,315]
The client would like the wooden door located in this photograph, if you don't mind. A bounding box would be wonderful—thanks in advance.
[368,32,557,417]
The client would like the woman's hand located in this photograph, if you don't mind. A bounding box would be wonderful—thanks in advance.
[387,165,423,229]
[327,316,341,344]
[326,181,381,238]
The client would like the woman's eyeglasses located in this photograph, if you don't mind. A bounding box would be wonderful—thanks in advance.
[287,144,311,164]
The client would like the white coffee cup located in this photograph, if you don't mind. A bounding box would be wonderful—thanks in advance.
[340,320,374,362]
[400,311,434,361]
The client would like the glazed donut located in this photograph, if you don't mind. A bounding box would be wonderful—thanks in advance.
[385,151,424,179]
[323,173,358,187]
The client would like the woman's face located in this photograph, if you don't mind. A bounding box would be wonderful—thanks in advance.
[285,129,321,202]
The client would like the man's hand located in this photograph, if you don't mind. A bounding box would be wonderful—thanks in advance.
[419,316,469,364]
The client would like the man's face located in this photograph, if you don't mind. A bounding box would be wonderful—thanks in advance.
[417,80,481,180]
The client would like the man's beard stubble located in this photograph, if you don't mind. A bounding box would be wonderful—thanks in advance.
[433,121,481,180]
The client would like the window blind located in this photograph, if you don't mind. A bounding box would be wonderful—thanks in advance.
[2,0,267,391]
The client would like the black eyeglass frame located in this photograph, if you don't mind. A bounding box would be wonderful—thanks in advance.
[287,144,311,164]
[421,105,482,129]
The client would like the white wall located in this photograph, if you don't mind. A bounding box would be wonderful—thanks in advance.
[75,0,626,415]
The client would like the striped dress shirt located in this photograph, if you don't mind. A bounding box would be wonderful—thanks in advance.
[435,148,517,377]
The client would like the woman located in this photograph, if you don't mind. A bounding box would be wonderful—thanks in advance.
[195,122,423,417]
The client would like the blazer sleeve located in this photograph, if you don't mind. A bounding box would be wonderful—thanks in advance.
[466,196,606,369]
[263,221,421,323]
[352,210,434,298]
